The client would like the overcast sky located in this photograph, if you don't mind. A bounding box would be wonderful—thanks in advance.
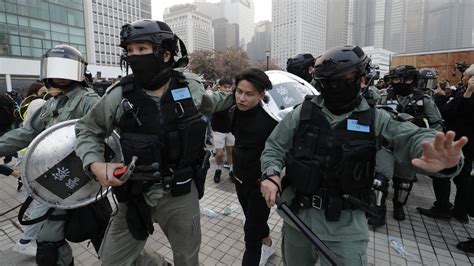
[152,0,272,23]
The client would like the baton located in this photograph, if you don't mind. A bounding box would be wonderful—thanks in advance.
[277,200,342,266]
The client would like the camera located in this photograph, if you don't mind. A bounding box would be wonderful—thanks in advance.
[452,61,469,77]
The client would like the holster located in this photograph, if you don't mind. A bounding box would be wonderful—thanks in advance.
[125,194,154,241]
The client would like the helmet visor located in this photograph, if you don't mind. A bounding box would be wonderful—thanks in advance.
[41,57,85,82]
[418,79,437,90]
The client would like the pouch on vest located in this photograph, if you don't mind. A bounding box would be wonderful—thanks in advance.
[337,140,376,193]
[120,132,162,165]
[286,150,323,196]
[176,114,207,167]
[325,195,343,221]
[286,125,323,196]
[171,166,194,197]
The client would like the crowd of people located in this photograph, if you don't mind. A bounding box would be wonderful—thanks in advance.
[0,18,472,266]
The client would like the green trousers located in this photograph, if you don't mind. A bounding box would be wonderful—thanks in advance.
[282,221,368,266]
[36,209,72,266]
[98,183,201,266]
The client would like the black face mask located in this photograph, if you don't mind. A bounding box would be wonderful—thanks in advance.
[319,78,361,115]
[392,83,414,96]
[47,79,75,91]
[126,53,172,90]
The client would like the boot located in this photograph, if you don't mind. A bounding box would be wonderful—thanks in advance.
[416,205,452,220]
[213,169,221,183]
[368,206,386,227]
[451,208,469,224]
[393,203,405,221]
[457,238,474,253]
[17,177,23,192]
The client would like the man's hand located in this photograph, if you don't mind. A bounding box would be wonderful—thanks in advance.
[412,131,468,172]
[260,175,281,208]
[90,162,126,187]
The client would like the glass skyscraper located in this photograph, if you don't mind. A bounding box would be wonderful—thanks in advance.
[0,0,86,59]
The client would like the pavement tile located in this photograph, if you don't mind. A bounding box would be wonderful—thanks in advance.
[1,161,473,265]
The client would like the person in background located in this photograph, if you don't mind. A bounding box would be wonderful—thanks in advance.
[212,78,235,183]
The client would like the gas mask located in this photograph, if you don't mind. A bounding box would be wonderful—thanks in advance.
[319,77,362,115]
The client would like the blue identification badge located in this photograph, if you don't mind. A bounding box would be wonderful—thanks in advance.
[171,87,192,101]
[347,119,370,133]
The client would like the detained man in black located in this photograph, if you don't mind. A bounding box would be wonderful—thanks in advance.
[231,68,278,265]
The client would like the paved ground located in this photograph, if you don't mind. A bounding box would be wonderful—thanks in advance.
[1,156,474,265]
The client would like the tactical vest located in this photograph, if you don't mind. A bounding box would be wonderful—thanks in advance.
[117,72,207,196]
[386,89,428,128]
[286,97,376,208]
[231,104,278,183]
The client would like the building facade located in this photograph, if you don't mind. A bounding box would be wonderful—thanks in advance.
[86,0,151,69]
[213,18,239,52]
[0,0,151,92]
[247,20,271,63]
[272,0,327,69]
[222,0,254,50]
[362,46,393,79]
[164,4,214,53]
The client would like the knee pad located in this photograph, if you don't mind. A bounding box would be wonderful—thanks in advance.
[36,240,66,266]
[393,178,413,205]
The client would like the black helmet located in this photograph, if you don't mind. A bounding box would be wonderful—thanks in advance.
[286,53,315,82]
[389,65,419,96]
[313,45,371,80]
[119,19,188,68]
[40,45,86,82]
[389,65,419,84]
[417,68,437,90]
[120,19,174,50]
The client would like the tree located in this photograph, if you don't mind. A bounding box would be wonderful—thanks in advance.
[188,50,221,82]
[216,47,251,79]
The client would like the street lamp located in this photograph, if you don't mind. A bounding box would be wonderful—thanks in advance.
[265,50,270,70]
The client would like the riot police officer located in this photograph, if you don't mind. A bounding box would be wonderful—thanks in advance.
[417,68,438,95]
[0,45,100,265]
[75,19,233,266]
[286,53,316,83]
[378,65,444,221]
[258,45,466,265]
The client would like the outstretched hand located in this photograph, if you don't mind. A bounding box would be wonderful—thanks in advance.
[411,131,468,172]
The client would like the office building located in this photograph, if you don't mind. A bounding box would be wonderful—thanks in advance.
[247,20,271,63]
[272,0,327,69]
[0,0,151,92]
[164,4,214,53]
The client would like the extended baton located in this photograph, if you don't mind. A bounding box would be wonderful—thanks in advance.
[277,199,342,266]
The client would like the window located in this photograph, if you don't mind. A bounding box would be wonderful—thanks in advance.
[67,9,84,27]
[49,4,67,24]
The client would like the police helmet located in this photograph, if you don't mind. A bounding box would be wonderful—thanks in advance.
[313,45,371,80]
[388,65,419,85]
[417,68,437,90]
[40,45,86,82]
[120,19,175,50]
[286,53,316,82]
[119,19,188,68]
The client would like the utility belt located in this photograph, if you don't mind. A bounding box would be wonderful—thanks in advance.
[293,189,374,221]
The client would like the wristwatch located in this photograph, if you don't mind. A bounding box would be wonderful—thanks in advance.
[261,169,280,180]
